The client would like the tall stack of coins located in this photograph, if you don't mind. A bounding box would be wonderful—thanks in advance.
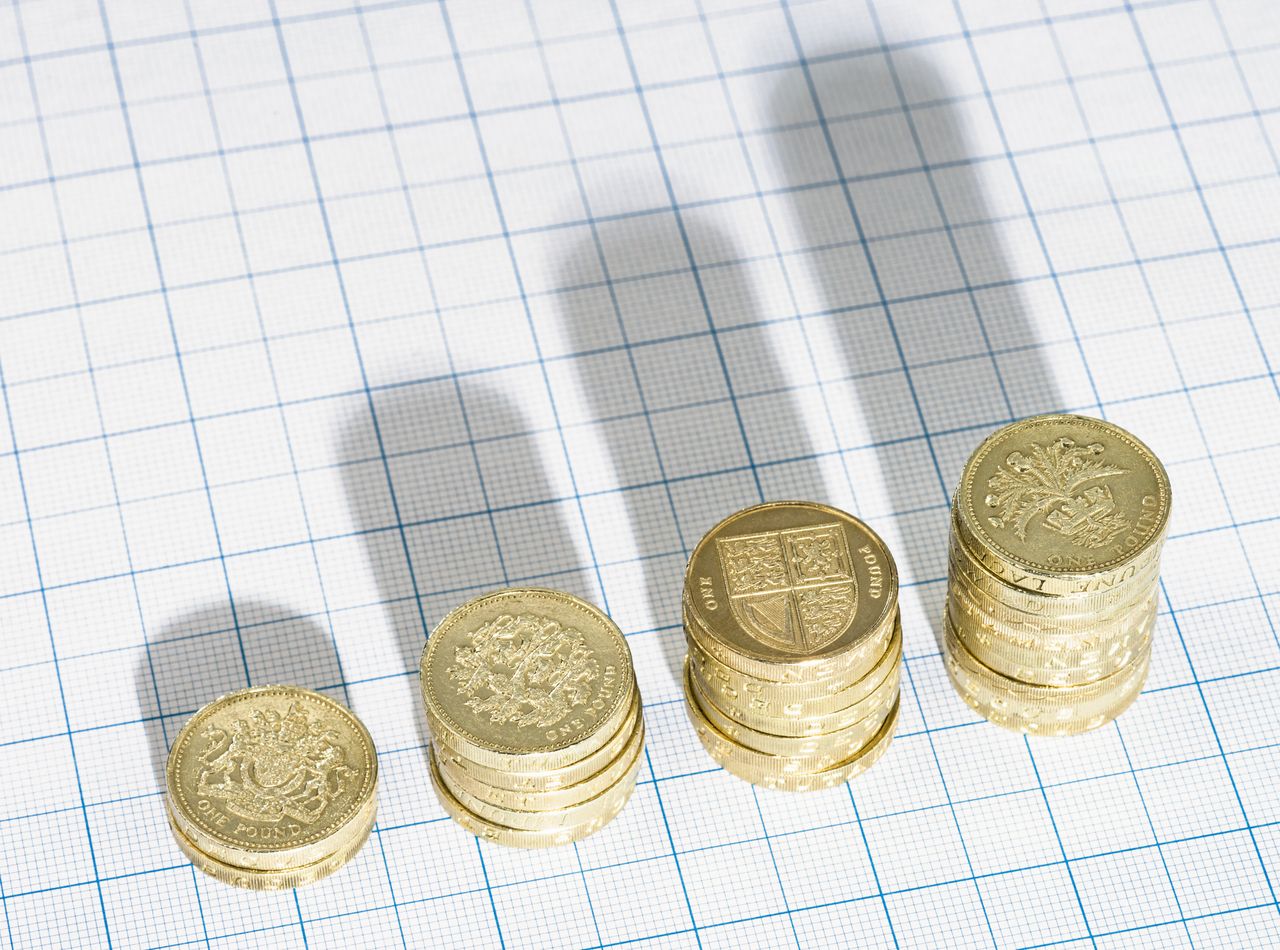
[682,502,901,791]
[420,588,644,847]
[165,686,379,890]
[945,414,1171,735]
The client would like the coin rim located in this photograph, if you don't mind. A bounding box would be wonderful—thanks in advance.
[944,610,1152,703]
[428,746,635,848]
[687,686,901,790]
[438,718,646,812]
[167,801,375,891]
[688,619,903,725]
[436,729,644,830]
[431,691,642,791]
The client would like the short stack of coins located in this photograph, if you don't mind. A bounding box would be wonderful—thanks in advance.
[420,588,644,847]
[682,501,902,791]
[165,686,379,890]
[945,414,1172,735]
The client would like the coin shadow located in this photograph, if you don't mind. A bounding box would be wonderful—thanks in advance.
[554,211,828,686]
[337,375,597,751]
[769,45,1066,644]
[135,600,346,790]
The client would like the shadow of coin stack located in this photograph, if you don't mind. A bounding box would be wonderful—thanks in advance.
[682,502,902,791]
[421,588,645,847]
[945,414,1172,735]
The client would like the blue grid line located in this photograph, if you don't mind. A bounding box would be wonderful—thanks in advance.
[0,0,1209,166]
[943,1,1118,942]
[8,775,1280,911]
[36,0,224,933]
[4,1,1280,947]
[1046,0,1280,922]
[690,0,903,940]
[126,896,1280,950]
[520,1,707,944]
[0,366,113,945]
[6,140,1280,283]
[2,645,1276,790]
[780,1,1006,944]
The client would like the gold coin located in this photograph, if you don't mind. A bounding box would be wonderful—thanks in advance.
[688,659,897,757]
[947,543,1159,634]
[688,634,900,740]
[420,588,635,772]
[438,719,646,812]
[954,414,1171,593]
[688,617,902,726]
[166,792,375,890]
[943,612,1150,734]
[945,654,1147,736]
[684,658,894,772]
[435,726,643,831]
[432,690,641,793]
[683,502,898,683]
[166,686,378,872]
[948,592,1155,687]
[948,567,1157,659]
[428,747,633,848]
[686,678,900,792]
[948,517,1162,615]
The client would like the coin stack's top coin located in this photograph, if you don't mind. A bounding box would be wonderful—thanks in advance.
[682,501,902,791]
[943,414,1170,735]
[955,414,1171,591]
[421,588,643,847]
[165,685,378,889]
[684,501,898,682]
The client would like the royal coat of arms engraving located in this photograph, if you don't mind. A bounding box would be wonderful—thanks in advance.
[196,703,354,826]
[448,614,599,728]
[715,523,857,652]
[984,438,1130,549]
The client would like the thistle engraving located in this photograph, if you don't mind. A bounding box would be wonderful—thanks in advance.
[448,614,598,728]
[196,703,353,825]
[985,438,1129,549]
[716,524,857,653]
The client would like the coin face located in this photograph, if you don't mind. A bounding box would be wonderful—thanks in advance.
[958,415,1171,577]
[685,502,898,668]
[166,686,377,862]
[421,588,634,760]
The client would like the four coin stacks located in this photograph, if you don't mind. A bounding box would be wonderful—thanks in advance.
[682,502,902,791]
[420,588,644,846]
[165,417,1174,883]
[165,686,379,890]
[945,414,1172,735]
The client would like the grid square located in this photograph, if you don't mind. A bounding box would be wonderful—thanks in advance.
[2,7,1280,947]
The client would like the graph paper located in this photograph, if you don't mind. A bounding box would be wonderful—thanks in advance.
[1,0,1279,945]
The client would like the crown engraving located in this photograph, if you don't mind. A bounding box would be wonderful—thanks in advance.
[196,703,353,825]
[448,614,599,728]
[984,438,1129,549]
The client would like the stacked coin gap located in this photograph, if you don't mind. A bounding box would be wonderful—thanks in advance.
[681,502,902,791]
[165,686,379,890]
[421,588,645,847]
[944,414,1171,735]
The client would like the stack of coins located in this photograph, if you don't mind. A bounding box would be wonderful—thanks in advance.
[945,414,1171,735]
[420,588,644,847]
[165,686,378,890]
[681,502,902,791]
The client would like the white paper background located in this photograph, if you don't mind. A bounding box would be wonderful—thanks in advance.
[1,0,1279,947]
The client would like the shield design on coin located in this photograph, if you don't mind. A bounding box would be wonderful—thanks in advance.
[715,523,857,653]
